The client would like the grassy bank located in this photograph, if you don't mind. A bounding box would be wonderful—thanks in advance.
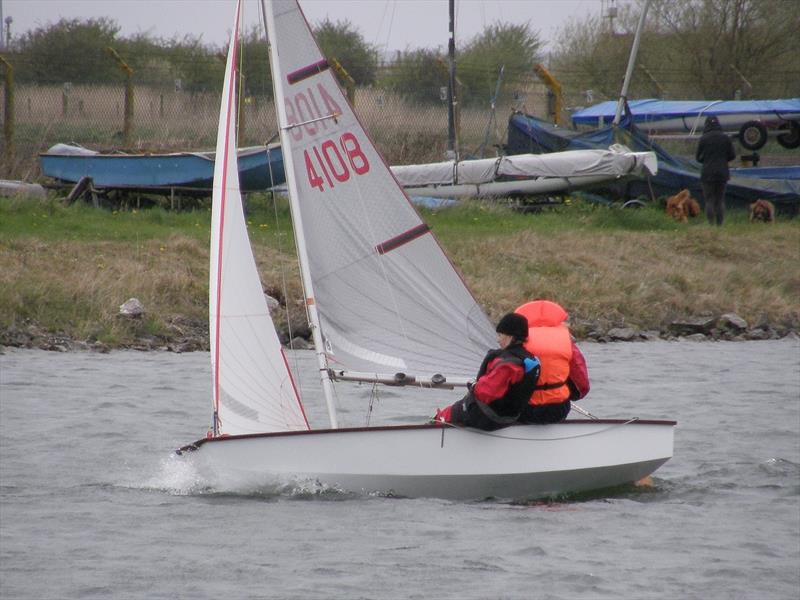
[1,194,798,349]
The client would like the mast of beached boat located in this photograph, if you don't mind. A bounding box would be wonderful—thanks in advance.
[612,0,651,126]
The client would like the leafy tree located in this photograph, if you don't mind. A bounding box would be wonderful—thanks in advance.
[377,48,448,105]
[165,35,223,93]
[13,18,123,84]
[239,26,272,98]
[313,19,377,86]
[116,33,173,86]
[458,22,543,106]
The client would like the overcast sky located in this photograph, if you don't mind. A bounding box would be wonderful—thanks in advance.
[4,0,605,54]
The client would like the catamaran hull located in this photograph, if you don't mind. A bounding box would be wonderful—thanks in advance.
[402,174,630,199]
[180,420,675,500]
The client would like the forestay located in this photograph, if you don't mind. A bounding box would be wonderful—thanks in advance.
[210,0,308,436]
[266,0,495,380]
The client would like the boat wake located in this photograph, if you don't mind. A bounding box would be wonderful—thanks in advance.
[142,453,360,500]
[139,453,211,496]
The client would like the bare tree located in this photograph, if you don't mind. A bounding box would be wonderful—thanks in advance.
[551,0,799,102]
[647,0,799,98]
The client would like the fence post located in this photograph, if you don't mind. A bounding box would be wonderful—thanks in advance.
[1,56,14,162]
[106,47,134,146]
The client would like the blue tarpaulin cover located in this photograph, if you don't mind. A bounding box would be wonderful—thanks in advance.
[572,99,800,128]
[507,112,800,208]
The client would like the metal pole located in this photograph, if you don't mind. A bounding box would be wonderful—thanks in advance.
[446,0,457,159]
[613,0,651,126]
[1,56,13,162]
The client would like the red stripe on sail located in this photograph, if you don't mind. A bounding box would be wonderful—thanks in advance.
[280,347,311,430]
[376,224,430,255]
[213,2,241,435]
[287,59,330,84]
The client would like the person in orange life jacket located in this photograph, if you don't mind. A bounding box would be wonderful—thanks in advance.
[515,300,590,424]
[433,313,540,431]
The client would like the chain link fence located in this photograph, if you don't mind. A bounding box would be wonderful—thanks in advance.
[1,62,553,182]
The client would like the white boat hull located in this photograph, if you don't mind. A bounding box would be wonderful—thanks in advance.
[180,420,675,500]
[402,173,624,199]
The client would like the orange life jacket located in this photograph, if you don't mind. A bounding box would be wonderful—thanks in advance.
[516,300,573,406]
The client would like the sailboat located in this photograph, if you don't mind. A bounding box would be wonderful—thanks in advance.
[177,0,675,501]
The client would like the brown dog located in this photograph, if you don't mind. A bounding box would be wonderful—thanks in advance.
[749,199,775,223]
[666,189,702,222]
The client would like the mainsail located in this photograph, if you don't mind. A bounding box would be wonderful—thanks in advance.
[265,0,495,382]
[209,0,308,436]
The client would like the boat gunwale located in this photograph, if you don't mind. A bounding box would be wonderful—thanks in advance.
[178,418,677,453]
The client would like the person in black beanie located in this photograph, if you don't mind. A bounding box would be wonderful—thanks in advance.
[696,115,736,226]
[433,313,540,431]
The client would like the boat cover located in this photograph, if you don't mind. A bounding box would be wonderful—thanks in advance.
[391,147,657,188]
[507,112,800,208]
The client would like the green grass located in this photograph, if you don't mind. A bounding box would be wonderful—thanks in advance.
[1,194,798,348]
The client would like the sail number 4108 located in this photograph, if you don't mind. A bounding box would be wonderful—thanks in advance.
[304,132,370,192]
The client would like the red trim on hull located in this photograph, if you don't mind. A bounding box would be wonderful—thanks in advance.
[177,419,677,453]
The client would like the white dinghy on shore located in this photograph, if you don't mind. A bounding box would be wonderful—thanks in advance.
[176,0,675,501]
[392,146,658,199]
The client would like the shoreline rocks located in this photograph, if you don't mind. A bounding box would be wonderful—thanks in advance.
[1,312,797,353]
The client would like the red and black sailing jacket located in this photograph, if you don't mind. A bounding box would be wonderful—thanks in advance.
[473,344,541,418]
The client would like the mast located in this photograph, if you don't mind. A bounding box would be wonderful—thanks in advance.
[612,0,651,126]
[262,0,339,429]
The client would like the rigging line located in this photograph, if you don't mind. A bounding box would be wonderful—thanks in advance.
[271,191,304,396]
[437,418,641,441]
[258,0,304,400]
[236,1,245,140]
[380,1,398,59]
[365,382,380,426]
[571,404,599,420]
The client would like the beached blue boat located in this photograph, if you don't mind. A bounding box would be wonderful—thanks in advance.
[571,99,800,150]
[506,112,800,210]
[39,143,285,192]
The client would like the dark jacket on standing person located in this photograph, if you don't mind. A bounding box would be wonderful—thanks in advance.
[695,116,736,182]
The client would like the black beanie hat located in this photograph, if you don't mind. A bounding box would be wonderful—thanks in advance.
[495,312,529,341]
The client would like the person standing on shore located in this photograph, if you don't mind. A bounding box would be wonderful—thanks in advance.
[695,115,736,226]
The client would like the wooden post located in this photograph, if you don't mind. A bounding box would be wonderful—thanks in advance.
[106,47,134,147]
[0,56,14,162]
